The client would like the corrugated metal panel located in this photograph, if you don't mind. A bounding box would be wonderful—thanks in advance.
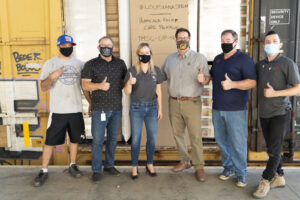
[106,0,120,57]
[0,0,63,152]
[0,15,2,42]
[6,0,49,42]
[0,46,3,76]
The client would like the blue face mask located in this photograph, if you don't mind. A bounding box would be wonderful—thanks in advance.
[264,44,280,56]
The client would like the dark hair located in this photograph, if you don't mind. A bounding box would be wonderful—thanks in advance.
[98,36,114,46]
[265,30,279,38]
[221,29,238,41]
[175,28,191,38]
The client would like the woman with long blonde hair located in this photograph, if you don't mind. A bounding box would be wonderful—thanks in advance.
[124,43,163,179]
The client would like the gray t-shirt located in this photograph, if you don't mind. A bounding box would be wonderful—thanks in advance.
[40,56,84,113]
[161,49,210,97]
[124,66,163,102]
[256,54,300,118]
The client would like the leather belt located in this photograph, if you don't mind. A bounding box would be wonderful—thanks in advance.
[170,96,200,101]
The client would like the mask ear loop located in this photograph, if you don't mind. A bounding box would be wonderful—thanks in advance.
[232,40,238,49]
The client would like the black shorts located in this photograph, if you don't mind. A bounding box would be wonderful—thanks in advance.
[45,112,85,146]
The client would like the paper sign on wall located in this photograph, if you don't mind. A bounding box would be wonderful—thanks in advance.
[130,0,189,67]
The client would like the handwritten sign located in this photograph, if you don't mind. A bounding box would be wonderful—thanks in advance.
[12,50,42,77]
[130,0,188,66]
[269,9,290,25]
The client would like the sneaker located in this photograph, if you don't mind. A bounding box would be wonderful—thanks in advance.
[104,167,120,176]
[219,168,234,181]
[253,178,270,199]
[236,176,247,187]
[270,173,285,189]
[92,172,101,183]
[33,170,48,187]
[68,164,81,178]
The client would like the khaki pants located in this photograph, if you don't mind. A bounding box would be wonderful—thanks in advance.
[169,97,204,169]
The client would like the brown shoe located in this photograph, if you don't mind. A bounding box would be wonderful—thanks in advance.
[195,168,206,182]
[172,162,191,173]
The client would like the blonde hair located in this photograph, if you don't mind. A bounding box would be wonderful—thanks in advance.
[135,43,155,74]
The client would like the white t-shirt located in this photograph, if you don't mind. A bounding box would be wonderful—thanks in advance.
[40,56,84,113]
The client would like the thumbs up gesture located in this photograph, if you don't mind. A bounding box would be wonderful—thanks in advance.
[129,72,136,85]
[221,73,233,90]
[99,76,110,91]
[197,69,205,84]
[264,82,276,98]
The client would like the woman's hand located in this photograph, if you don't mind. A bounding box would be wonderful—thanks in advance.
[158,109,163,120]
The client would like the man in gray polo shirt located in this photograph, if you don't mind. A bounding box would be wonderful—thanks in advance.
[253,31,300,199]
[162,28,210,181]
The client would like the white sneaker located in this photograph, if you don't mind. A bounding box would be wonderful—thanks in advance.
[270,173,285,189]
[236,176,247,188]
[219,169,234,181]
[253,178,270,199]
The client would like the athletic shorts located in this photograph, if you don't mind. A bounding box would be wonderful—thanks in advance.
[45,112,85,145]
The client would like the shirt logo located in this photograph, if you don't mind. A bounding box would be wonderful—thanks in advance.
[271,66,279,70]
[151,73,156,82]
[59,65,80,85]
[216,59,222,64]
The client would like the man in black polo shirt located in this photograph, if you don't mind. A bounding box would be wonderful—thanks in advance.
[253,31,300,198]
[81,36,127,183]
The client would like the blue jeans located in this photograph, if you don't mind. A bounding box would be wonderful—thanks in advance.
[212,109,248,177]
[130,101,158,166]
[91,110,122,173]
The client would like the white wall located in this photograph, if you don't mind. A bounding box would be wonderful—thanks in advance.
[64,0,106,61]
[199,0,241,61]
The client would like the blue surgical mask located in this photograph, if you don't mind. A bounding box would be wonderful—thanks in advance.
[264,44,280,56]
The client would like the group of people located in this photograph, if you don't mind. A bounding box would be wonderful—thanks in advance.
[33,28,300,199]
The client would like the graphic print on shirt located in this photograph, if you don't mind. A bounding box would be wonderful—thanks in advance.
[151,73,157,82]
[59,65,80,85]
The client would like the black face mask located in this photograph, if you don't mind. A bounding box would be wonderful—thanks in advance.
[221,42,236,53]
[176,40,189,50]
[138,54,151,63]
[100,47,113,57]
[60,47,73,57]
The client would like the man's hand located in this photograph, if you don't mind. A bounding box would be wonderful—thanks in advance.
[99,77,110,91]
[197,69,205,84]
[264,82,277,98]
[221,73,233,90]
[50,66,67,80]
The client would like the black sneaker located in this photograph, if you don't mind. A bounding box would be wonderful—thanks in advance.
[92,172,101,183]
[34,170,48,187]
[104,167,120,176]
[68,164,81,178]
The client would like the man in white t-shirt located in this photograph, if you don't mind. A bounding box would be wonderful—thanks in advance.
[33,34,91,187]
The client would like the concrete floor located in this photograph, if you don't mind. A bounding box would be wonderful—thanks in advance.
[0,166,300,200]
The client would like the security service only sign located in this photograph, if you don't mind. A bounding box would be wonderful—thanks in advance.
[269,9,290,25]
